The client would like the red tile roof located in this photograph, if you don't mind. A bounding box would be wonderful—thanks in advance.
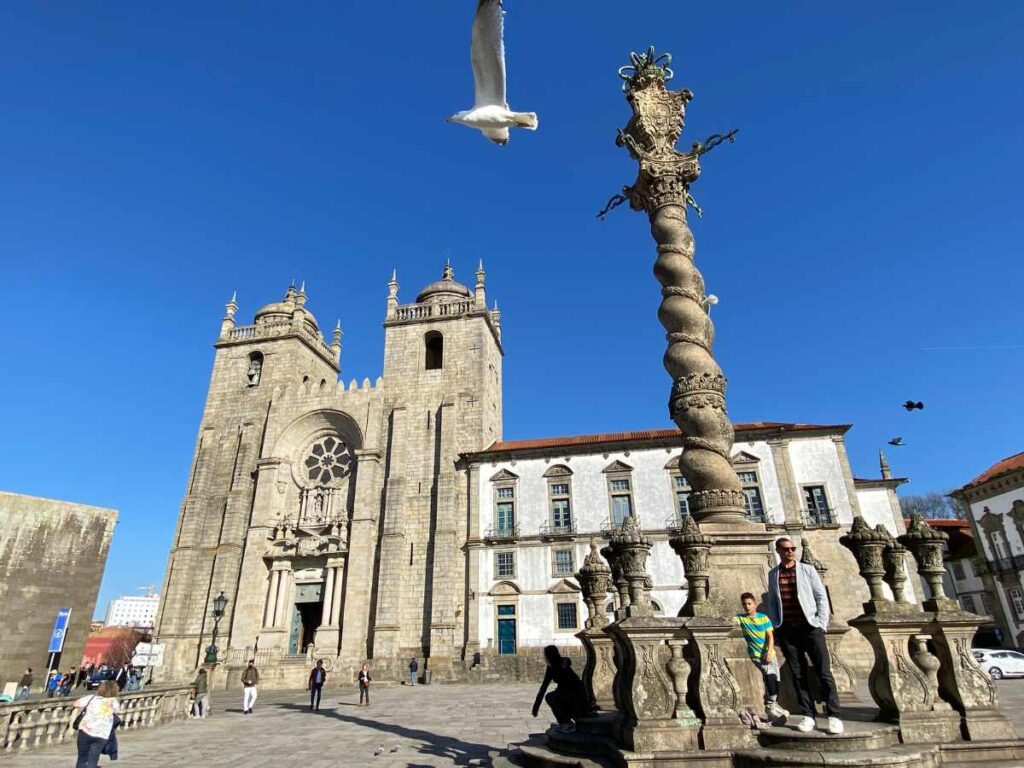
[477,422,850,455]
[903,518,976,560]
[963,451,1024,490]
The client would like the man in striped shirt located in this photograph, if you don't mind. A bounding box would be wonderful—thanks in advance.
[735,593,788,722]
[766,536,843,735]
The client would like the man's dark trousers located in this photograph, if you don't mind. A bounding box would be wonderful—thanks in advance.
[310,684,323,710]
[776,625,840,717]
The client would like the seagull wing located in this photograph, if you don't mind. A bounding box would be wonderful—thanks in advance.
[471,0,507,108]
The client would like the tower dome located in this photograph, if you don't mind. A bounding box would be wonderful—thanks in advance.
[254,284,319,333]
[415,262,472,304]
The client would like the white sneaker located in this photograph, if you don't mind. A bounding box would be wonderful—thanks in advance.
[794,716,815,732]
[766,702,789,721]
[827,717,844,735]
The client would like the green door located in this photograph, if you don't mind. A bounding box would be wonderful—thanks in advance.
[288,603,302,655]
[497,605,516,655]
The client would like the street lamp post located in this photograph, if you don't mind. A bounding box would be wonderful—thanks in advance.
[204,591,228,664]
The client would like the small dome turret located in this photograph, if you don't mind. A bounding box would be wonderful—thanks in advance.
[415,262,472,304]
[255,284,319,333]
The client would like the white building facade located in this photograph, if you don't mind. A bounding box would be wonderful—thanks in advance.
[462,424,910,670]
[105,594,160,629]
[952,451,1024,648]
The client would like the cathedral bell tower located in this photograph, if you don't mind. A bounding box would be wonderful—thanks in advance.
[371,262,503,674]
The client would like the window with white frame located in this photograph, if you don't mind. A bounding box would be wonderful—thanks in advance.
[673,475,691,518]
[951,561,966,581]
[556,602,578,630]
[609,478,634,526]
[989,530,1009,561]
[981,591,993,614]
[737,471,765,522]
[549,482,572,532]
[1009,587,1024,622]
[960,593,977,613]
[803,485,833,526]
[495,485,516,536]
[495,551,515,579]
[552,548,575,577]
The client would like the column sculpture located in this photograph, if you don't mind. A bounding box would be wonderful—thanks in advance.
[610,47,773,616]
[840,518,960,743]
[899,513,1016,741]
[575,541,616,711]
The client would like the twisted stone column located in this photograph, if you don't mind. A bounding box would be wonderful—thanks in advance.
[615,48,745,524]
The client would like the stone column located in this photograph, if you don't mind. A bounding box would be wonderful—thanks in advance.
[339,449,382,663]
[314,556,345,655]
[841,517,961,743]
[575,540,615,711]
[613,48,774,617]
[899,513,1017,741]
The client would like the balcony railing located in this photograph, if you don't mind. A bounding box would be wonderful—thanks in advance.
[978,555,1024,575]
[665,513,688,533]
[539,521,577,539]
[484,524,520,542]
[804,507,835,527]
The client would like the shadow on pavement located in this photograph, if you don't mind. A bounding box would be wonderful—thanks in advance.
[275,702,502,766]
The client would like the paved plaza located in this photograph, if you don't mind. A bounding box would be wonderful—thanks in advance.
[7,681,1024,767]
[6,683,544,767]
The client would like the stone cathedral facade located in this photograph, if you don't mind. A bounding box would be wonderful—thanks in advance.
[156,263,910,689]
[155,263,504,686]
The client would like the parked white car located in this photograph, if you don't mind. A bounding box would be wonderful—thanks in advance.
[973,648,1024,679]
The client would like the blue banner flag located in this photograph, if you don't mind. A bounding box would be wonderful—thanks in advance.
[47,608,73,654]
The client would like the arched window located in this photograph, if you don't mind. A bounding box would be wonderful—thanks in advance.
[425,331,444,370]
[246,352,264,386]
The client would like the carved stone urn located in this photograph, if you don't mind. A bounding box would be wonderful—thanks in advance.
[669,516,713,616]
[898,512,951,607]
[840,516,892,611]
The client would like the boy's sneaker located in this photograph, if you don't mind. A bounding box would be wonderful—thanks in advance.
[766,702,789,721]
[793,716,815,732]
[827,717,844,735]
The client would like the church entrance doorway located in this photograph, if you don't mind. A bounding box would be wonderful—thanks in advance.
[289,582,323,655]
[496,604,516,655]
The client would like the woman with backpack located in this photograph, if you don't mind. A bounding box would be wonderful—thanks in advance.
[72,679,121,768]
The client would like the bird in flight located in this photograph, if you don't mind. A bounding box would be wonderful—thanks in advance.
[446,0,538,145]
[888,437,905,446]
[902,400,924,411]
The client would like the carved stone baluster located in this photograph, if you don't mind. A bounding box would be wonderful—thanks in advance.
[575,540,616,711]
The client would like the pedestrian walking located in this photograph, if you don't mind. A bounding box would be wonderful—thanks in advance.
[766,536,843,735]
[59,671,74,698]
[15,668,33,701]
[358,663,372,706]
[308,659,327,710]
[734,592,789,723]
[46,670,60,698]
[113,664,131,691]
[73,679,121,768]
[408,657,418,686]
[192,668,211,717]
[241,659,259,714]
[77,665,93,689]
[531,645,588,734]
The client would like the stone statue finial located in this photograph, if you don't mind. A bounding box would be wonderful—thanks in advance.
[669,515,713,616]
[879,450,892,480]
[332,320,343,345]
[898,512,950,603]
[225,291,238,318]
[442,259,454,281]
[800,538,828,577]
[840,517,893,607]
[576,539,612,629]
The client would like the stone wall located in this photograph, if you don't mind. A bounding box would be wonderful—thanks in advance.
[0,492,117,687]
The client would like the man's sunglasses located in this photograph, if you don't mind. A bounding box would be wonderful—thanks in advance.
[778,546,797,552]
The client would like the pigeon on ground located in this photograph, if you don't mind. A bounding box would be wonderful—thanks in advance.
[390,745,400,753]
[888,437,905,446]
[373,744,384,757]
[446,0,538,145]
[903,400,924,411]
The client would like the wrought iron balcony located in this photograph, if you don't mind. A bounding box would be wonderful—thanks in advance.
[539,521,577,539]
[978,555,1024,575]
[804,507,835,527]
[665,513,688,533]
[484,524,520,542]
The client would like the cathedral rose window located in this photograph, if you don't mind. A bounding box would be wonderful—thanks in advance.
[304,436,353,485]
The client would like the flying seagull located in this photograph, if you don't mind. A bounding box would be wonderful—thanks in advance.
[446,0,538,145]
[902,400,924,411]
[888,437,905,446]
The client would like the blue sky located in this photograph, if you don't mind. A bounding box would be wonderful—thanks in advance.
[1,2,1021,616]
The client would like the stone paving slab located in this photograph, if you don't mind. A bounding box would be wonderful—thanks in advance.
[5,680,1023,767]
[2,683,547,767]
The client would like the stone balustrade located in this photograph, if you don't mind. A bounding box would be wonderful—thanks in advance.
[391,300,478,323]
[227,320,336,362]
[0,685,192,753]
